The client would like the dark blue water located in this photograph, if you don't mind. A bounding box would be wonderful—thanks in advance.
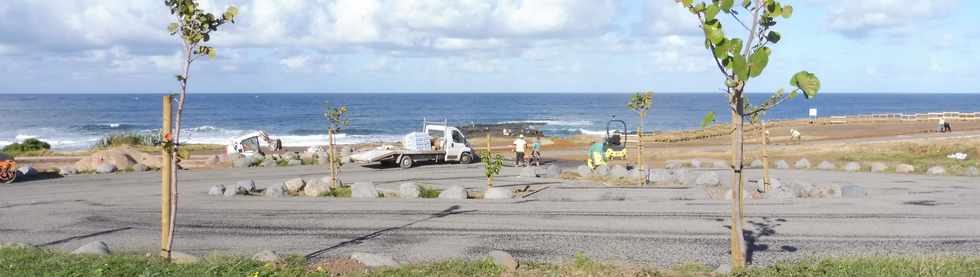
[2,93,977,150]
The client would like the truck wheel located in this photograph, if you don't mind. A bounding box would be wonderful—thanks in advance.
[459,153,473,164]
[0,169,15,184]
[400,156,414,169]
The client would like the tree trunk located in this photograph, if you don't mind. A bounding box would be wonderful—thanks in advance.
[487,132,492,188]
[729,95,746,268]
[166,44,193,260]
[637,115,644,186]
[762,121,770,192]
[329,129,336,187]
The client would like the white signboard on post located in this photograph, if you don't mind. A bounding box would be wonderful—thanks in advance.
[809,108,817,117]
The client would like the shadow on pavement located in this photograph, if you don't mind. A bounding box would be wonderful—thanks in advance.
[35,227,133,247]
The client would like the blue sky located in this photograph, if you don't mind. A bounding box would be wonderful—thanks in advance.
[0,0,977,93]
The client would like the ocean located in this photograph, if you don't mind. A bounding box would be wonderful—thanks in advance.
[2,93,978,151]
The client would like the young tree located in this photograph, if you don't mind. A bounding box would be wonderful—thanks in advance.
[481,149,504,188]
[324,104,350,187]
[676,0,820,268]
[627,91,654,171]
[162,0,236,260]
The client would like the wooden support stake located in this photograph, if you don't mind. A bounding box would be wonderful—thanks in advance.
[160,95,173,258]
[487,132,492,188]
[762,121,770,192]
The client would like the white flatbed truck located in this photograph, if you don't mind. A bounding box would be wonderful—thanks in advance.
[350,120,477,168]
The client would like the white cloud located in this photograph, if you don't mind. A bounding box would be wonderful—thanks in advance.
[635,0,700,36]
[823,0,959,38]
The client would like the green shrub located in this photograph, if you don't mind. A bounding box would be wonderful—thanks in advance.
[324,186,352,198]
[92,133,161,149]
[419,185,442,198]
[2,138,52,156]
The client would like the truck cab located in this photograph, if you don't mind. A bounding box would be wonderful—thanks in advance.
[424,124,475,164]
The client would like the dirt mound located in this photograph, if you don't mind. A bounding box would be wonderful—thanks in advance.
[74,146,159,171]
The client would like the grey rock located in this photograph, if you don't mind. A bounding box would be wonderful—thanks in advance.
[896,164,915,173]
[132,164,149,172]
[817,161,836,170]
[287,159,303,166]
[483,187,513,200]
[844,162,861,172]
[170,251,200,264]
[301,152,317,164]
[438,185,467,200]
[610,165,629,178]
[284,178,306,193]
[224,183,245,197]
[232,158,251,168]
[71,241,111,256]
[927,166,946,175]
[713,160,728,169]
[207,185,225,196]
[351,182,378,198]
[576,165,591,177]
[695,172,721,187]
[58,166,78,176]
[870,162,888,173]
[283,152,299,161]
[489,250,519,271]
[350,252,398,268]
[96,162,117,174]
[750,159,764,168]
[520,166,538,178]
[264,184,287,197]
[648,170,677,185]
[399,182,420,199]
[690,159,703,168]
[304,181,330,197]
[841,184,866,198]
[543,164,561,178]
[966,167,979,177]
[236,180,256,193]
[794,158,811,169]
[664,160,684,169]
[594,165,610,176]
[774,160,790,169]
[252,250,282,263]
[17,166,37,177]
[261,158,276,167]
[674,168,698,187]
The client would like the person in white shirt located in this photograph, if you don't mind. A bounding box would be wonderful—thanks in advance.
[513,134,527,167]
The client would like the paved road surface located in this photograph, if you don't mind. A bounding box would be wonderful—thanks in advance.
[1,163,978,267]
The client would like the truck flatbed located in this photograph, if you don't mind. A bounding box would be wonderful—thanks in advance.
[350,148,446,163]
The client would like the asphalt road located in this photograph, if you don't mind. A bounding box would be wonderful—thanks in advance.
[1,162,979,268]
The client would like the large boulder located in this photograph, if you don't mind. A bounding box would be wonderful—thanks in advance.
[224,184,246,197]
[576,165,591,177]
[817,161,836,170]
[264,184,287,197]
[664,160,684,170]
[844,162,861,172]
[132,164,149,172]
[690,159,703,168]
[749,160,764,169]
[261,158,277,167]
[236,180,256,193]
[71,241,111,256]
[284,178,306,194]
[841,184,866,198]
[286,159,303,166]
[351,182,378,198]
[438,185,467,200]
[303,181,330,197]
[774,160,790,169]
[399,182,420,199]
[609,165,630,178]
[232,158,251,168]
[927,166,946,175]
[58,166,78,176]
[543,164,561,178]
[594,165,610,177]
[208,185,225,196]
[712,160,728,169]
[350,252,399,268]
[484,187,514,200]
[73,146,156,172]
[870,162,888,173]
[648,170,677,185]
[695,172,721,187]
[301,152,318,164]
[489,250,519,271]
[896,164,915,174]
[95,162,117,174]
[674,168,698,187]
[283,152,300,161]
[794,158,811,169]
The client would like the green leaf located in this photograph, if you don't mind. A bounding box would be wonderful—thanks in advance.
[701,112,717,129]
[207,48,216,59]
[713,39,729,59]
[766,31,781,43]
[742,0,751,8]
[791,71,821,99]
[705,4,720,21]
[748,47,770,78]
[681,0,693,6]
[720,0,734,12]
[782,5,793,18]
[729,38,743,55]
[703,24,724,45]
[732,54,748,81]
[167,22,178,34]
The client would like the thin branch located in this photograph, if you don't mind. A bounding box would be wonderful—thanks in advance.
[695,12,732,80]
[742,0,765,57]
[729,13,751,32]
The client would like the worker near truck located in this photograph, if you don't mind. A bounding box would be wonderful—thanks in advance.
[587,140,606,169]
[513,134,527,167]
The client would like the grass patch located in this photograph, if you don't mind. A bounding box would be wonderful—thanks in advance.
[362,259,502,277]
[837,142,978,175]
[324,186,352,198]
[2,138,52,156]
[418,185,442,198]
[92,133,161,149]
[736,257,980,277]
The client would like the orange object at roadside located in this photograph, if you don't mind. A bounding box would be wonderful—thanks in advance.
[0,159,16,184]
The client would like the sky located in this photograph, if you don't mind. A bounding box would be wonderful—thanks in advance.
[0,0,977,94]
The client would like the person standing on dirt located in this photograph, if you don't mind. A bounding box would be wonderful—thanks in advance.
[513,134,527,167]
[531,136,542,167]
